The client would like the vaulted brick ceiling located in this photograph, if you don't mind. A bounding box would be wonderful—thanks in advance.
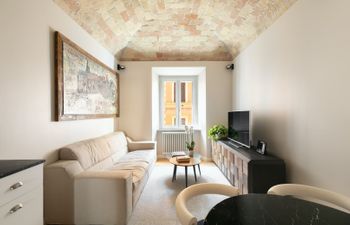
[54,0,297,61]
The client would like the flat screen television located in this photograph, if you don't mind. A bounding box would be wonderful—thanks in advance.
[228,111,251,148]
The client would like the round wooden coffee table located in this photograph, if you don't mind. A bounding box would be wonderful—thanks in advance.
[169,157,201,187]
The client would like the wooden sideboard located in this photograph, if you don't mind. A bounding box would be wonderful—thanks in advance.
[212,140,285,194]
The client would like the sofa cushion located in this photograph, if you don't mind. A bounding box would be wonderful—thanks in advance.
[104,132,128,160]
[117,150,155,165]
[110,161,149,189]
[111,150,155,192]
[59,132,128,170]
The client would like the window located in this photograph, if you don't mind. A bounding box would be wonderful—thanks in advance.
[181,82,186,102]
[160,76,197,128]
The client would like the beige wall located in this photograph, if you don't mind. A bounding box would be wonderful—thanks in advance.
[233,0,350,196]
[0,0,116,163]
[118,61,232,156]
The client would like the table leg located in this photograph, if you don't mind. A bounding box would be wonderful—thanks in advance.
[193,165,197,182]
[172,165,177,182]
[185,166,188,187]
[198,164,202,176]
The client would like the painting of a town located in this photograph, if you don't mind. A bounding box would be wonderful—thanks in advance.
[55,32,119,121]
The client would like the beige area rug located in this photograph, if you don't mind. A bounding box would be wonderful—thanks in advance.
[128,160,231,225]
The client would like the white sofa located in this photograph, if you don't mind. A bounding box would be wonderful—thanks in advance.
[44,131,156,225]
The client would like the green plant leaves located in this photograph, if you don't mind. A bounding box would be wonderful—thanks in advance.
[208,124,228,141]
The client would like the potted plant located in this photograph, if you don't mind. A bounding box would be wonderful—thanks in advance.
[185,126,195,156]
[208,124,228,141]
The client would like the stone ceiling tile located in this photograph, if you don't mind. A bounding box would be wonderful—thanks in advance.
[54,0,297,61]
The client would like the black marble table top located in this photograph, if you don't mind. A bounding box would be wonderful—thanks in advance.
[204,194,350,225]
[0,160,45,179]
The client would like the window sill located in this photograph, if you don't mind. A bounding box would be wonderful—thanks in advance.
[158,128,201,132]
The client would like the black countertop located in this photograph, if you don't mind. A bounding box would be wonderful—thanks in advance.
[204,194,350,225]
[0,160,45,179]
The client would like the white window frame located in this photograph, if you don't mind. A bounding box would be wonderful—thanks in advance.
[159,76,198,129]
[185,82,189,103]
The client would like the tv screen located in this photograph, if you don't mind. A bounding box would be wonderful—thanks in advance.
[228,111,250,148]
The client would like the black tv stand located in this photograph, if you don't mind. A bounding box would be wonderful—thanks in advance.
[211,140,285,194]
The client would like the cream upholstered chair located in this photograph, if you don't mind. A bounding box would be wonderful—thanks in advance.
[176,183,239,225]
[268,184,350,213]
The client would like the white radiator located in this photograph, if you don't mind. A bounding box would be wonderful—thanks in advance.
[161,132,187,154]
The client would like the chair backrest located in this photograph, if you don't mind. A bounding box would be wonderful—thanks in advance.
[175,183,239,225]
[268,184,350,213]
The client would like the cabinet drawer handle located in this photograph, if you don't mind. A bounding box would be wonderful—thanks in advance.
[9,181,24,190]
[9,203,23,214]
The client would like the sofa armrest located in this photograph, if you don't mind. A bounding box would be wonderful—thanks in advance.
[127,137,156,151]
[74,170,133,225]
[44,160,83,224]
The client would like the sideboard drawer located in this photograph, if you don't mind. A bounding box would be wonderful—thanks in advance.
[0,185,43,225]
[0,164,43,206]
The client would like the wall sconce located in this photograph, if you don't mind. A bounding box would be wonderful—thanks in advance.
[117,64,126,70]
[226,64,234,70]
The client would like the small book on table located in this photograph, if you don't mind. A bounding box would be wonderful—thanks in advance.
[171,151,186,157]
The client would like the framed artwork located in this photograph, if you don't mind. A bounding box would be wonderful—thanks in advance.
[55,31,119,121]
